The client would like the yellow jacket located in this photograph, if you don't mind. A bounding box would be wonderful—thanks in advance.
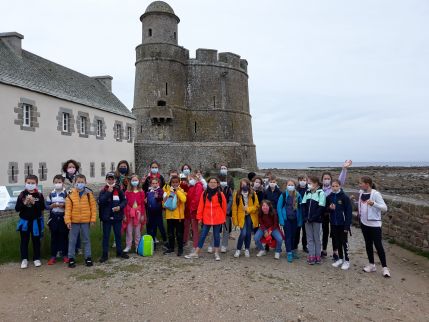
[65,188,97,224]
[232,191,259,228]
[163,187,187,220]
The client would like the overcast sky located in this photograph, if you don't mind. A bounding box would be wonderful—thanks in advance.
[2,0,428,162]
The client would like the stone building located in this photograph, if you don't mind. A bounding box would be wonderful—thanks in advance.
[0,32,135,186]
[133,1,257,174]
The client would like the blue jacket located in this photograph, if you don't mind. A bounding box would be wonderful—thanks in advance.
[263,186,282,208]
[326,189,352,230]
[98,187,127,222]
[277,191,303,227]
[301,189,326,223]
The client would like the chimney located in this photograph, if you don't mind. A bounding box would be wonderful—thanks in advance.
[91,75,113,92]
[0,32,24,56]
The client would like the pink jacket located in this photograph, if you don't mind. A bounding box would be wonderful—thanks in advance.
[124,190,146,229]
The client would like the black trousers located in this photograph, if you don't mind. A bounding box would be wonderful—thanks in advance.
[322,213,330,251]
[50,230,68,258]
[293,224,307,250]
[20,220,41,261]
[331,225,349,261]
[361,223,387,267]
[167,219,184,252]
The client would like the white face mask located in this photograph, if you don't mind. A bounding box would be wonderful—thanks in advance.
[220,181,227,188]
[323,179,331,186]
[287,185,295,192]
[307,184,313,190]
[253,182,261,189]
[299,181,307,188]
[54,183,63,190]
[25,183,36,191]
[269,183,276,189]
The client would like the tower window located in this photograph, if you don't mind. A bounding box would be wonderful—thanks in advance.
[194,122,197,134]
[173,32,176,40]
[213,96,216,108]
[165,82,168,96]
[148,29,152,37]
[157,100,166,106]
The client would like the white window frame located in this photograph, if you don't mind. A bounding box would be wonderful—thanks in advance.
[23,104,31,127]
[127,126,132,141]
[97,120,102,137]
[80,116,87,135]
[116,123,122,140]
[62,113,70,132]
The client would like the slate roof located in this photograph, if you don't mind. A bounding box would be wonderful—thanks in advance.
[0,40,135,119]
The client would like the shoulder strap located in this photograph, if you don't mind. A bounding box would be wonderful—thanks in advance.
[217,191,223,207]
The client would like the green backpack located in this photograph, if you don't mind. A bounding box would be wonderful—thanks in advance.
[137,234,154,257]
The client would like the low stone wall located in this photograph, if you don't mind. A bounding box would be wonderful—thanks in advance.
[230,168,429,253]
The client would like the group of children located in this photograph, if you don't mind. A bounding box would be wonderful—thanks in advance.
[15,159,391,277]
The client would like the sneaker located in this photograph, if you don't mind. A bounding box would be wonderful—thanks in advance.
[332,259,343,268]
[234,250,241,258]
[214,253,221,261]
[220,246,227,253]
[63,256,70,264]
[382,267,391,278]
[256,250,267,257]
[185,252,199,259]
[274,252,280,260]
[341,261,350,270]
[154,237,159,244]
[287,252,293,263]
[363,263,376,273]
[307,256,315,265]
[68,258,76,268]
[332,253,339,261]
[85,257,93,267]
[123,246,130,253]
[47,257,56,265]
[244,249,250,258]
[34,260,42,267]
[207,246,213,253]
[111,242,116,248]
[315,256,322,264]
[99,256,108,263]
[292,251,300,259]
[20,259,28,269]
[321,250,328,257]
[119,253,129,259]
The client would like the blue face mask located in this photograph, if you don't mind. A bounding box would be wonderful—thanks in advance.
[119,168,128,175]
[25,183,37,191]
[287,185,295,192]
[241,185,249,192]
[76,183,85,190]
[220,169,227,176]
[183,169,191,176]
[131,180,139,187]
[151,168,159,174]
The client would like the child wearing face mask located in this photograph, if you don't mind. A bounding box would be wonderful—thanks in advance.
[185,177,227,261]
[142,161,166,193]
[115,160,131,192]
[61,159,80,193]
[301,176,326,265]
[357,176,390,277]
[16,175,45,269]
[326,179,352,270]
[252,176,264,204]
[263,175,282,208]
[195,169,208,190]
[65,174,97,268]
[181,164,192,179]
[232,178,260,258]
[277,180,302,262]
[123,174,146,253]
[294,175,308,253]
[219,164,235,190]
[184,173,204,251]
[163,176,187,256]
[46,175,69,265]
[321,160,352,258]
[146,177,168,248]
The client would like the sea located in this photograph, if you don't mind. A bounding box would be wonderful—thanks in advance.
[258,161,429,169]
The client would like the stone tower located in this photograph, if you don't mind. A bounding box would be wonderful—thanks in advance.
[133,1,257,173]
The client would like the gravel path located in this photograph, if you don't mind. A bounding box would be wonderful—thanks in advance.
[0,227,428,322]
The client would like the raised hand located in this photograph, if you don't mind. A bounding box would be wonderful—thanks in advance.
[343,160,353,168]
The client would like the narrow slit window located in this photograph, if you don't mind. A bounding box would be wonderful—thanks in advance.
[148,29,152,37]
[213,96,216,108]
[116,124,121,140]
[127,127,132,141]
[23,104,31,127]
[165,82,168,96]
[62,113,69,132]
[80,116,87,135]
[194,121,197,134]
[97,120,102,137]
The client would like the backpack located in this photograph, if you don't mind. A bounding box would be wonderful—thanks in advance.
[137,234,154,256]
[164,192,178,211]
[235,191,256,207]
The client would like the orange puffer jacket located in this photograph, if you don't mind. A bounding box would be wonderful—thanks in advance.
[196,191,227,225]
[64,188,97,224]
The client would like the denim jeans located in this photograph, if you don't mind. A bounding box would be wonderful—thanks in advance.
[284,219,297,253]
[198,224,221,249]
[68,223,91,259]
[254,228,283,253]
[102,221,123,256]
[236,215,253,250]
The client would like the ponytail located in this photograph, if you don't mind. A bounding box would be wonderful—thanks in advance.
[360,176,377,190]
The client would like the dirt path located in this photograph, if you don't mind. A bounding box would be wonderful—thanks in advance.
[1,227,428,322]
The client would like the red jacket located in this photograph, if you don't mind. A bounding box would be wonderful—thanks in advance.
[258,210,279,231]
[196,191,227,225]
[185,182,204,219]
[124,190,146,228]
